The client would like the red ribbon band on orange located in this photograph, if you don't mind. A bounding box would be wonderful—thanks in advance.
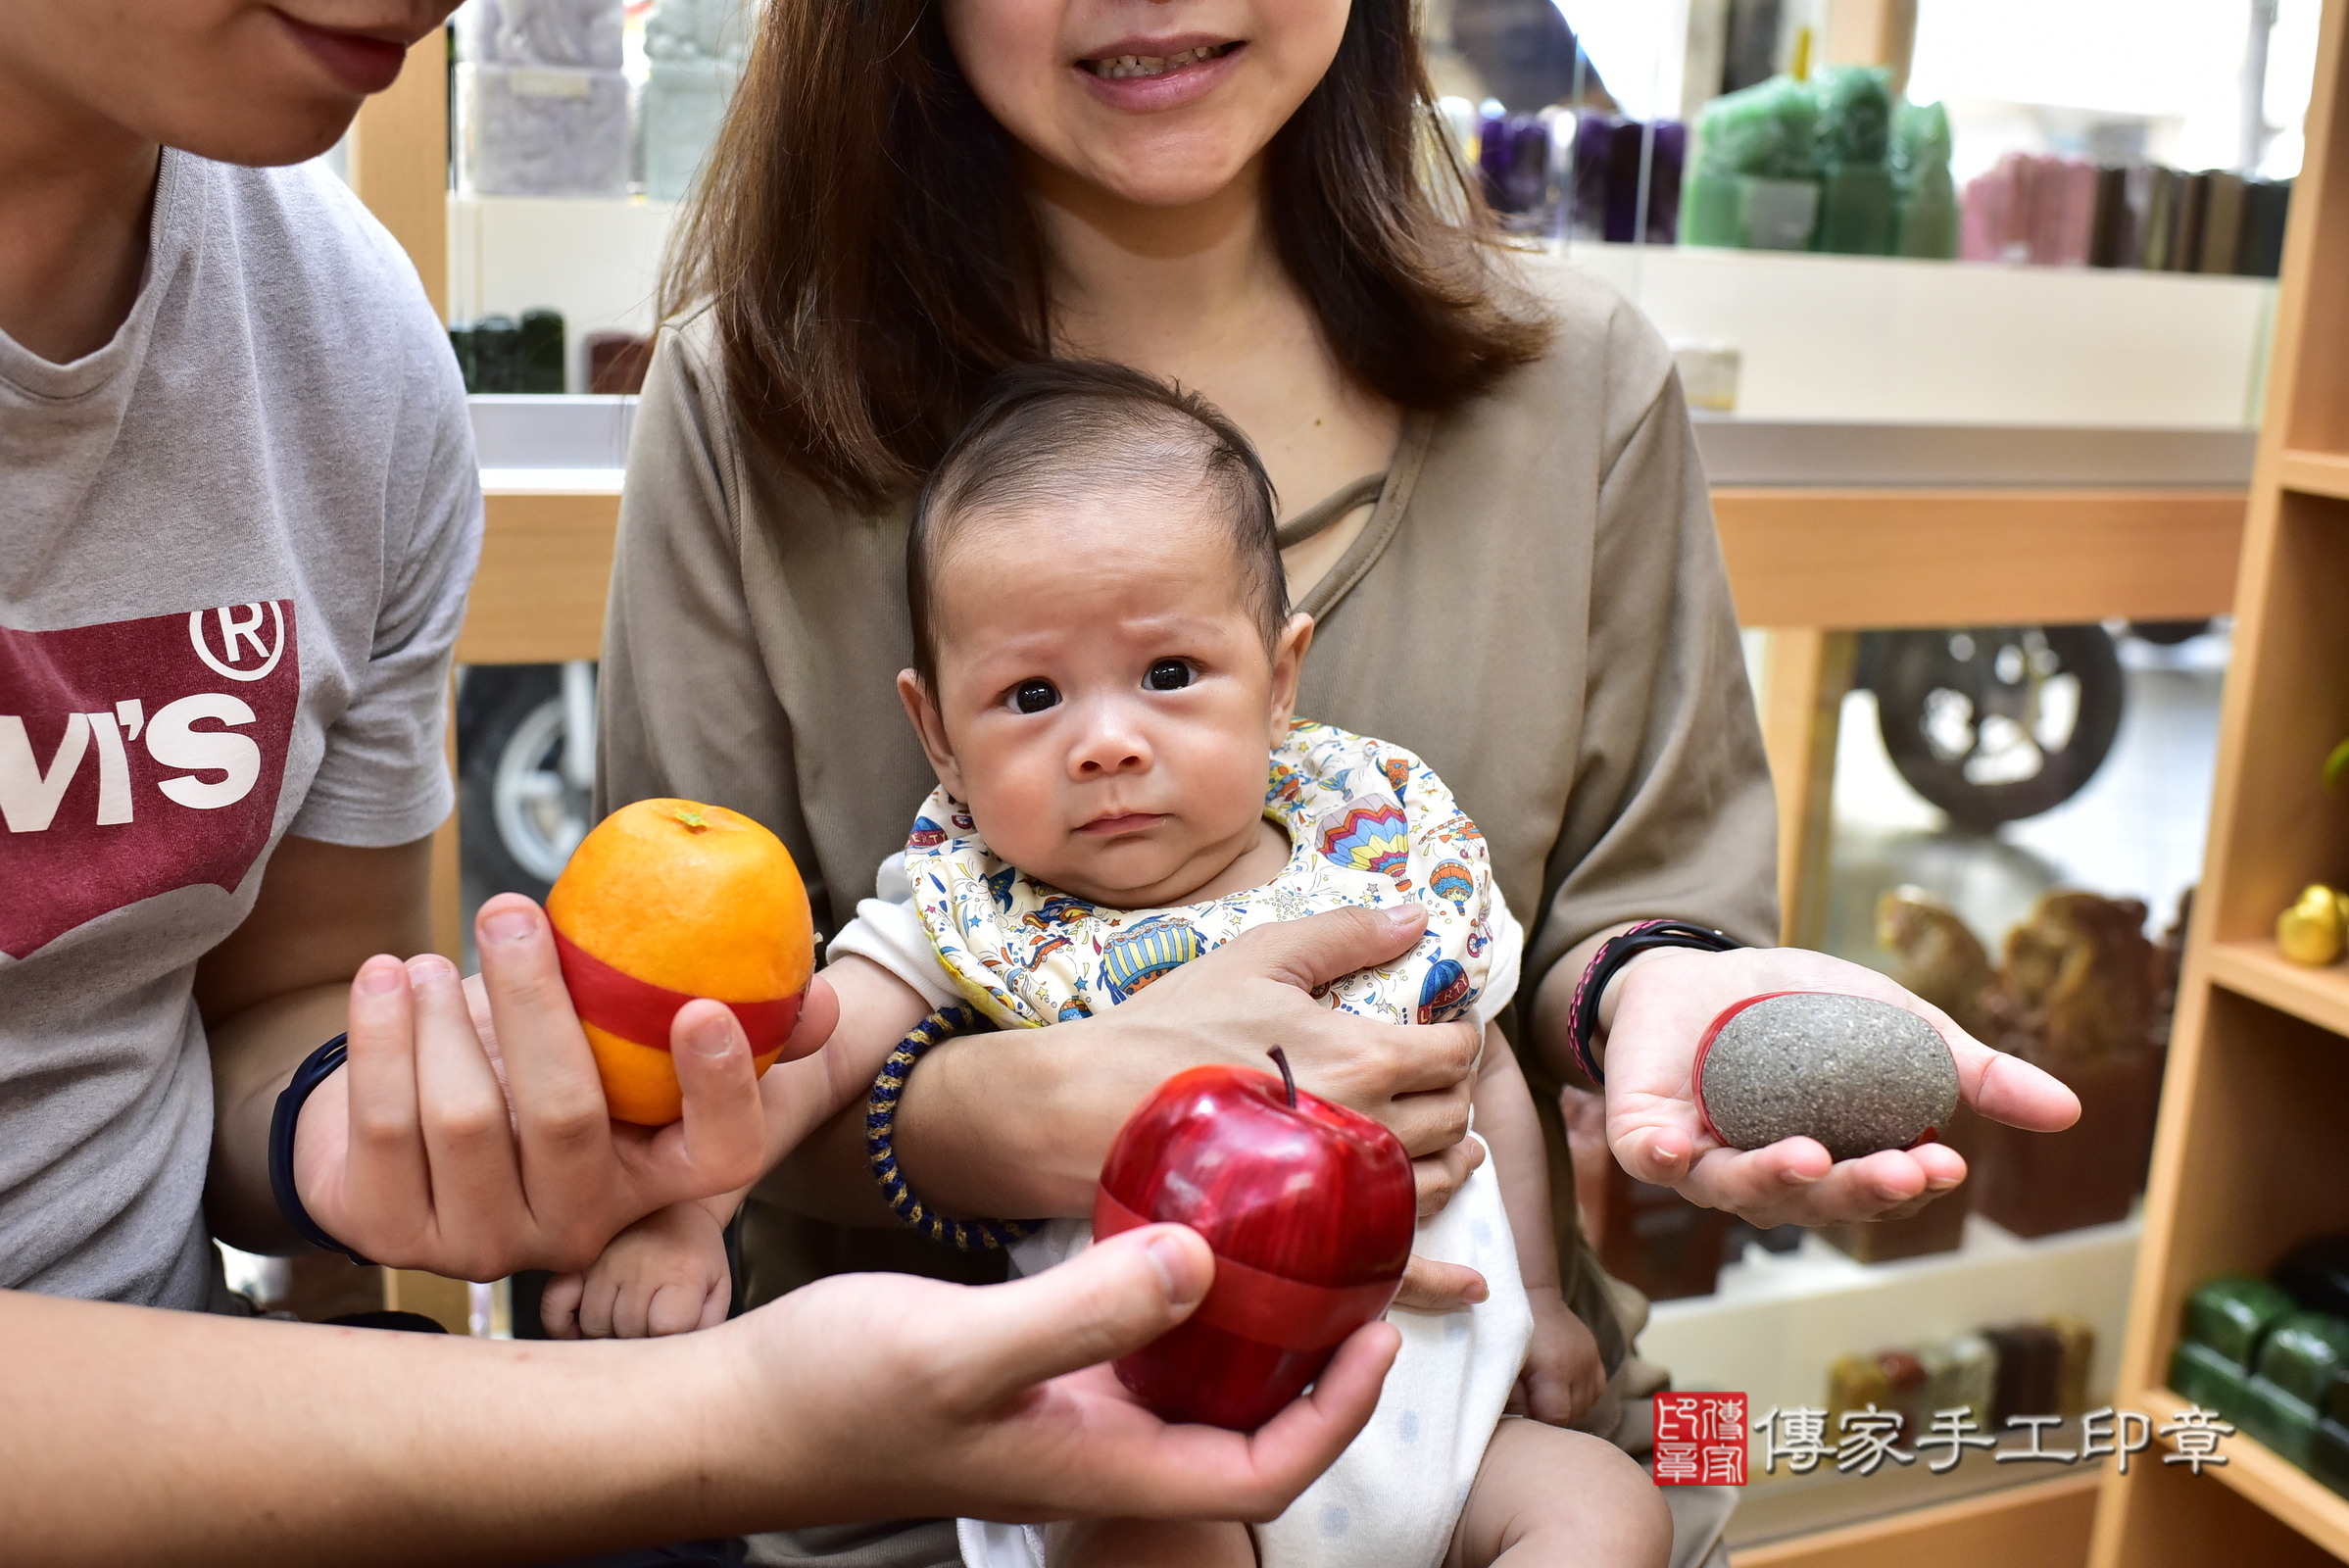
[1094,1188,1400,1352]
[552,927,805,1057]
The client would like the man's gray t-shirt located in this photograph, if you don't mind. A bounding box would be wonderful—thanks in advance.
[0,149,480,1307]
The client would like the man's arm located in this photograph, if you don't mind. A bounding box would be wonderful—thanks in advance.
[199,834,434,1252]
[0,1227,1397,1566]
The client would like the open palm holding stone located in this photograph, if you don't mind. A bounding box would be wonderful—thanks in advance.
[1603,946,2082,1230]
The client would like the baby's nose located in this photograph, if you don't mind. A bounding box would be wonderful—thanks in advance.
[1070,704,1152,775]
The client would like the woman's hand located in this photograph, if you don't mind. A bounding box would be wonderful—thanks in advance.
[1600,946,2080,1229]
[893,904,1484,1222]
[291,893,834,1280]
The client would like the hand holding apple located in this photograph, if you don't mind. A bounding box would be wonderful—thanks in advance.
[1096,1049,1415,1432]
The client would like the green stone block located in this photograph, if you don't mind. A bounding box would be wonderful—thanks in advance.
[2257,1312,2349,1408]
[1897,169,1960,259]
[518,308,566,396]
[1743,176,1821,251]
[1816,67,1893,166]
[1681,170,1748,248]
[1820,165,1896,255]
[2184,1277,2298,1366]
[2238,1374,2320,1469]
[2315,1417,2349,1497]
[447,324,478,394]
[1692,75,1820,182]
[1891,100,1954,182]
[2171,1338,2255,1418]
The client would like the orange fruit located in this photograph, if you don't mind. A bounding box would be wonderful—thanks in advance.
[546,799,814,1125]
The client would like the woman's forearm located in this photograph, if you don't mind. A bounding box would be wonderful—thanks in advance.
[892,1018,1115,1219]
[879,909,1486,1224]
[1528,921,1650,1091]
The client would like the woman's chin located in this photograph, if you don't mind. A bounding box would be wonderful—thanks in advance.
[1033,136,1264,220]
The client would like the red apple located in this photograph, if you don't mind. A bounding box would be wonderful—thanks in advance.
[1095,1050,1415,1431]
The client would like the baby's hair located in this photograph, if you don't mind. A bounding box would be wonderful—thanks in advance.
[906,360,1287,697]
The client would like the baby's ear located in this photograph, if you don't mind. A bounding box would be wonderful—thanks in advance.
[1267,612,1315,739]
[896,669,966,796]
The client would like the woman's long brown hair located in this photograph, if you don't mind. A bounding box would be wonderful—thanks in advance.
[663,1,1552,509]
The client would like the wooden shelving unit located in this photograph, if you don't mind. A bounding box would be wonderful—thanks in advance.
[2089,2,2349,1562]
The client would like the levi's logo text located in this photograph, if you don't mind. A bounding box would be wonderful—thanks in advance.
[0,603,298,957]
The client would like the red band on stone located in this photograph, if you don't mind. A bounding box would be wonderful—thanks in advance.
[1691,991,1803,1147]
[1093,1188,1400,1352]
[553,926,805,1057]
[1691,991,1945,1152]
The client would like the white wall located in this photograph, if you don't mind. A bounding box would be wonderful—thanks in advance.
[1569,241,2274,426]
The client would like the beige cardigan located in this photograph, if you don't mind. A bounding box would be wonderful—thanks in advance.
[596,255,1780,1344]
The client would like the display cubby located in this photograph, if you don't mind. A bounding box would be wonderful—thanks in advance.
[2090,1,2349,1563]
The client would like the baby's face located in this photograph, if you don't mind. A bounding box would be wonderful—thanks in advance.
[900,490,1307,909]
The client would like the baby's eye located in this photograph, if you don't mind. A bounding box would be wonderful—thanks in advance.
[1145,660,1195,692]
[1010,678,1059,714]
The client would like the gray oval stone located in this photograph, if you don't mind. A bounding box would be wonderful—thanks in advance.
[1696,992,1959,1161]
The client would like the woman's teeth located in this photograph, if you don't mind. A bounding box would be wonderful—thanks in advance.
[1085,43,1234,79]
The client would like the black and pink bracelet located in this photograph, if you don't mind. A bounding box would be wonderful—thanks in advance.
[1566,920,1745,1086]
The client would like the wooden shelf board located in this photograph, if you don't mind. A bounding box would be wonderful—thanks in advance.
[2204,941,2349,1039]
[2129,1386,2349,1559]
[2276,449,2349,501]
[1730,1473,2098,1568]
[1712,488,2243,629]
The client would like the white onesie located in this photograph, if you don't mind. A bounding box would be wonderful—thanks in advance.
[831,720,1534,1568]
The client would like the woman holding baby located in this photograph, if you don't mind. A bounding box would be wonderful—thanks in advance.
[590,2,2083,1566]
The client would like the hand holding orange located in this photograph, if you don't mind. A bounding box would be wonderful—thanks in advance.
[546,799,816,1125]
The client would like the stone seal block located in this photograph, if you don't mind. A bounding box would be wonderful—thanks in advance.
[1694,992,1958,1161]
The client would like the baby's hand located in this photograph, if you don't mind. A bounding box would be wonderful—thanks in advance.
[540,1200,732,1340]
[1516,1285,1605,1427]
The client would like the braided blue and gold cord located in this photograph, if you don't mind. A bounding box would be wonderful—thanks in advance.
[866,1004,1042,1251]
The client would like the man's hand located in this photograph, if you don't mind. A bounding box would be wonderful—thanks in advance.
[712,1223,1400,1526]
[1601,946,2080,1229]
[291,893,837,1280]
[0,1224,1395,1563]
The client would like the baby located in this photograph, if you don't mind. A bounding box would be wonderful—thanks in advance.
[565,362,1668,1567]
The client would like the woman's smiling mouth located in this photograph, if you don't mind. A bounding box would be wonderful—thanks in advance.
[1078,41,1241,79]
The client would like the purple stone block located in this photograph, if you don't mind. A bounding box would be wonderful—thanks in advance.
[1505,117,1550,215]
[1571,111,1616,236]
[1647,121,1686,243]
[1478,104,1512,210]
[1604,119,1645,241]
[1479,110,1552,217]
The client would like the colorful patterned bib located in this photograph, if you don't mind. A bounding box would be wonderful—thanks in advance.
[905,720,1503,1031]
